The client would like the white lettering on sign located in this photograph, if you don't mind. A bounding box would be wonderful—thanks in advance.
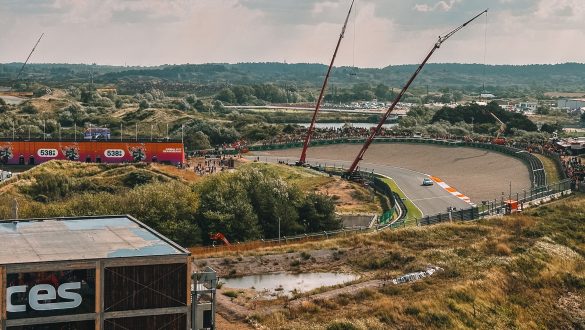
[104,149,125,158]
[162,148,182,153]
[7,282,82,312]
[37,149,58,158]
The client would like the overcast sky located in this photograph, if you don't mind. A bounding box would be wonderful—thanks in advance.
[1,0,583,67]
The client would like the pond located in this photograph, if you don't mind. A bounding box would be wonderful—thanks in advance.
[222,272,359,297]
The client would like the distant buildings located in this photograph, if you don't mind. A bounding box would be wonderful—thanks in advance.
[557,98,585,111]
[516,102,538,113]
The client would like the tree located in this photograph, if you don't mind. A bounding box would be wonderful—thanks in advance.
[374,83,390,100]
[115,98,124,109]
[139,99,150,110]
[185,94,198,105]
[216,88,236,104]
[299,193,341,232]
[184,130,211,150]
[21,103,38,114]
[540,122,562,134]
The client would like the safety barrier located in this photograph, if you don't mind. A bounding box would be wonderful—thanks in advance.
[416,179,571,226]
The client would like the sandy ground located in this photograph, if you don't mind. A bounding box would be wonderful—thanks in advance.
[256,143,532,203]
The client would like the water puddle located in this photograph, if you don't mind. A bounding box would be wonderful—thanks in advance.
[222,272,359,297]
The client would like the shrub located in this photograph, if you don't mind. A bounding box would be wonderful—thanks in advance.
[326,321,358,330]
[300,251,311,260]
[22,104,38,114]
[404,306,420,316]
[448,290,474,303]
[27,172,72,201]
[422,311,452,328]
[495,243,512,256]
[222,290,238,299]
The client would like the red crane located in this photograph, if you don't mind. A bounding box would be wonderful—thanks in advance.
[298,0,355,165]
[15,33,44,82]
[346,9,488,176]
[209,232,231,246]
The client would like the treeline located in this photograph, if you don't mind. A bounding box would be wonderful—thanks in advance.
[0,163,341,247]
[215,84,307,105]
[3,62,585,91]
[431,101,538,133]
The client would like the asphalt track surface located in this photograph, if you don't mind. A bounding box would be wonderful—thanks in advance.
[252,155,471,217]
[253,143,532,217]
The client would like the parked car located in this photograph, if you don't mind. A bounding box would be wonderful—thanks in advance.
[422,178,434,186]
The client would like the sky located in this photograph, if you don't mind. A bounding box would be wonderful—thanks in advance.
[0,0,583,67]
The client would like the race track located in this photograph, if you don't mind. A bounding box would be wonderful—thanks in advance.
[254,143,532,216]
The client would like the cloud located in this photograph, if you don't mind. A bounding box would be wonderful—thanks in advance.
[414,0,460,12]
[0,0,584,66]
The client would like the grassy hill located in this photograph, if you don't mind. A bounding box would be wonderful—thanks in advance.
[201,194,585,329]
[0,160,378,245]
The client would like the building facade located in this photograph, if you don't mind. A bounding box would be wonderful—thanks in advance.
[0,140,184,166]
[0,215,192,330]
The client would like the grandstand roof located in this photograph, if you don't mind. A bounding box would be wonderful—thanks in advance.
[0,215,189,265]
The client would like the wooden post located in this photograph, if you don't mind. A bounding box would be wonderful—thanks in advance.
[186,259,192,330]
[95,261,104,330]
[1,266,6,330]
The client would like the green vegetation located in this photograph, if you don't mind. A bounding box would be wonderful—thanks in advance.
[381,177,422,223]
[0,161,341,246]
[431,101,538,133]
[534,154,562,184]
[4,62,585,92]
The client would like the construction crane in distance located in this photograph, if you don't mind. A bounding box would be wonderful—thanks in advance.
[15,33,45,82]
[298,0,355,165]
[209,232,231,246]
[345,9,488,176]
[489,111,507,145]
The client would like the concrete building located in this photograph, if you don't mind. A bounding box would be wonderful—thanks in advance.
[515,102,537,113]
[0,215,192,330]
[557,99,585,110]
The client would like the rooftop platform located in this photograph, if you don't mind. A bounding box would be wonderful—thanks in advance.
[0,215,189,265]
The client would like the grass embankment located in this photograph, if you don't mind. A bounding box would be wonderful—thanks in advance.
[247,162,381,214]
[212,194,584,329]
[534,153,562,184]
[381,177,423,224]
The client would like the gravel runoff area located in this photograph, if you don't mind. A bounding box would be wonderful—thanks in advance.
[256,143,532,204]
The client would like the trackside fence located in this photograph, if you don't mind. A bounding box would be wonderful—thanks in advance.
[416,179,572,226]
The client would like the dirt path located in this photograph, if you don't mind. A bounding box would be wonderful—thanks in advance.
[288,279,383,306]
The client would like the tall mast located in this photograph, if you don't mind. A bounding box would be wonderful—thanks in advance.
[298,0,356,165]
[346,9,488,175]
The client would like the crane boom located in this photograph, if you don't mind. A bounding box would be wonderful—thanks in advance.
[298,0,355,165]
[346,9,487,175]
[489,111,506,139]
[15,33,44,81]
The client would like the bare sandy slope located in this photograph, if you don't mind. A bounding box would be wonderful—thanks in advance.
[257,143,531,203]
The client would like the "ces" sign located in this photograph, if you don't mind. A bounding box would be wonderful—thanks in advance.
[7,282,82,312]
